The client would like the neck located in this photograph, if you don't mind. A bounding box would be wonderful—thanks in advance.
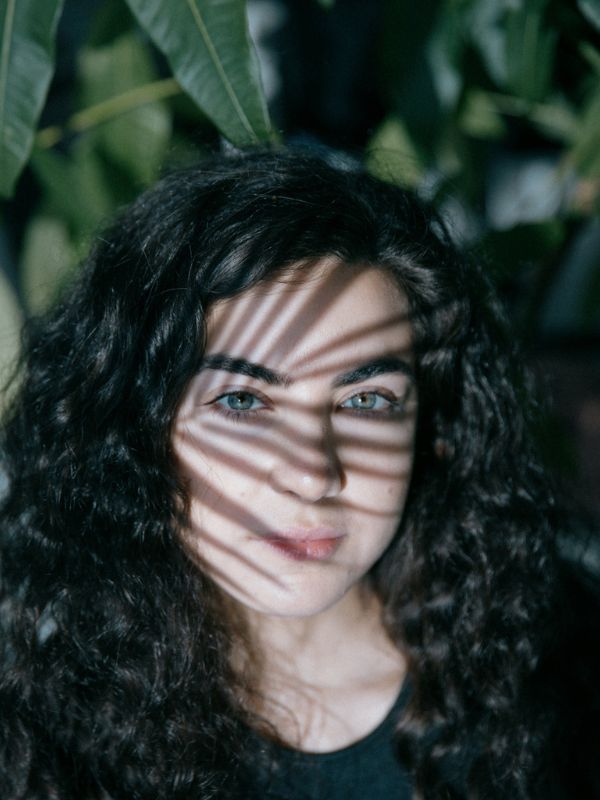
[246,583,389,684]
[233,581,407,751]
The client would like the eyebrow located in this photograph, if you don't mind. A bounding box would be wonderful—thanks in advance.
[200,354,290,386]
[333,356,414,387]
[199,353,413,387]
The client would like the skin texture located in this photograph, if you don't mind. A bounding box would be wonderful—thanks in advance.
[172,262,417,750]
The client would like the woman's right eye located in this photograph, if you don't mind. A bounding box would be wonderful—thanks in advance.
[213,391,266,414]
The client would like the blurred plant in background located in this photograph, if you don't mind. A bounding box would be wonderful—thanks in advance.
[1,0,599,518]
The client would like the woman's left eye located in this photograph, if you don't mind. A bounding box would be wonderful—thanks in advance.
[339,391,397,413]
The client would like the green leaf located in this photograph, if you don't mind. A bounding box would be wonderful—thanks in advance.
[504,0,557,103]
[579,41,600,75]
[427,5,464,112]
[78,34,172,186]
[123,0,274,145]
[0,0,65,197]
[568,81,600,179]
[20,214,77,313]
[366,116,425,189]
[468,91,577,144]
[578,0,600,31]
[30,140,116,244]
[0,265,23,412]
[468,0,509,87]
[459,90,506,141]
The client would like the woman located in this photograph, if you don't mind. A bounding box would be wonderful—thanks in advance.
[0,147,590,799]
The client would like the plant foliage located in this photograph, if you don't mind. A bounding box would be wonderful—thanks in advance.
[124,0,272,146]
[0,0,65,197]
[0,0,598,374]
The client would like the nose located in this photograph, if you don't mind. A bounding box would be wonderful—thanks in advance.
[268,414,343,502]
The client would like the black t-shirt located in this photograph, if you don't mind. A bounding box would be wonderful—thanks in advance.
[244,680,413,800]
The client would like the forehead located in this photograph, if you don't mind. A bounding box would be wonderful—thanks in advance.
[205,261,412,377]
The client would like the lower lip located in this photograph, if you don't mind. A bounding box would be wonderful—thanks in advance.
[263,537,344,561]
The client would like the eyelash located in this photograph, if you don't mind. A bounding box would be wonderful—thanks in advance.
[209,389,405,422]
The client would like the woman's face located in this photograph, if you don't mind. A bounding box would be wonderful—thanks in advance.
[173,261,417,618]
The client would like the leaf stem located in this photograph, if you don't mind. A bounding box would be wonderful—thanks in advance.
[35,77,182,149]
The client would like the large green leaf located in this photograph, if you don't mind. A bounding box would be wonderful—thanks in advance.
[123,0,273,145]
[0,0,65,197]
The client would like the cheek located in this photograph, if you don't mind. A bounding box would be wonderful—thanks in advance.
[343,443,414,513]
[173,424,270,504]
[173,427,277,552]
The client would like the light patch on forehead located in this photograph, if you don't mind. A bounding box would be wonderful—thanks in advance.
[205,261,412,381]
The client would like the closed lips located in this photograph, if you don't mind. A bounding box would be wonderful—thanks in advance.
[261,529,346,561]
[266,527,346,541]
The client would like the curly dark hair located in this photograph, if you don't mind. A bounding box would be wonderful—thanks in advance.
[0,147,573,799]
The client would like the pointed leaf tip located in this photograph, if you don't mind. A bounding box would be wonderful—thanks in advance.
[123,0,273,146]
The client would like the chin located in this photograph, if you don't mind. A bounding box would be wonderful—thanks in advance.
[237,584,353,620]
